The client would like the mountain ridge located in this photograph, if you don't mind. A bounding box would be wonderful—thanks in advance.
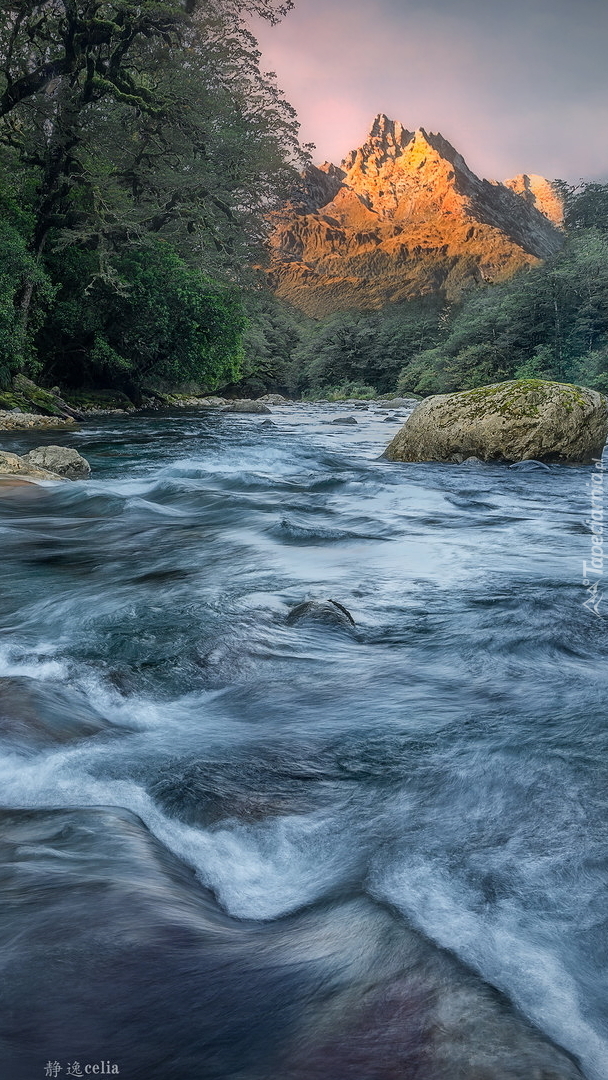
[268,114,564,317]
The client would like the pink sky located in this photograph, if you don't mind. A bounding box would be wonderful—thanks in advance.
[254,0,608,183]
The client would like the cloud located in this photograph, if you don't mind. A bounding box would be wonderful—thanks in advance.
[254,0,608,182]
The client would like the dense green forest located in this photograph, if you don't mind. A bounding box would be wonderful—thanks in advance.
[245,183,608,399]
[1,3,607,404]
[0,0,306,401]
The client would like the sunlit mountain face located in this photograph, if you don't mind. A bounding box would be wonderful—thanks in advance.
[269,114,564,317]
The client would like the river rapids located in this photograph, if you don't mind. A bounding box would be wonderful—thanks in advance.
[0,403,606,1080]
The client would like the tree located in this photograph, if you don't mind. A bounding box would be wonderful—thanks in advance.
[0,1,305,265]
[40,239,245,394]
[0,0,307,391]
[396,230,608,395]
[554,179,608,232]
[0,165,54,386]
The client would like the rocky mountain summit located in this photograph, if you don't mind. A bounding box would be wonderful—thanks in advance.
[269,115,564,316]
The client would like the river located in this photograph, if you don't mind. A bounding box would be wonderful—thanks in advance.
[0,403,606,1080]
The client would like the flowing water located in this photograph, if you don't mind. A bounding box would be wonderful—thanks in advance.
[0,404,606,1080]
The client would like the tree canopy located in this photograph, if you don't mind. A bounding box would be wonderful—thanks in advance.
[0,0,306,394]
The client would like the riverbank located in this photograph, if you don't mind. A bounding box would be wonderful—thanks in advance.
[0,374,421,429]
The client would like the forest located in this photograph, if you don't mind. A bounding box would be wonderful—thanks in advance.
[0,0,306,401]
[1,2,607,405]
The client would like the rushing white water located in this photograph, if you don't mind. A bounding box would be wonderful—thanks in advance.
[0,403,606,1079]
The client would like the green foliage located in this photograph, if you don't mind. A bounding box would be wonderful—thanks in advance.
[245,182,608,400]
[238,292,309,393]
[0,0,305,394]
[555,180,608,232]
[395,229,608,395]
[0,174,53,387]
[302,382,377,401]
[41,242,245,393]
[285,299,443,397]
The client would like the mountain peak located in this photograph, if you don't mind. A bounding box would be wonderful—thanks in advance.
[341,114,414,172]
[269,118,564,318]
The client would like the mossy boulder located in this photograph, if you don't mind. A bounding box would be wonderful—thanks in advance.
[64,389,136,414]
[384,379,608,464]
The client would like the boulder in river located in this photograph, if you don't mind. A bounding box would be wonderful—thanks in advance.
[377,397,418,409]
[0,446,90,481]
[256,393,291,405]
[384,379,608,464]
[222,400,272,414]
[0,450,65,481]
[21,445,91,480]
[329,416,358,425]
[287,599,356,629]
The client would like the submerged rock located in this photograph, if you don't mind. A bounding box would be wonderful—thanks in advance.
[384,379,608,464]
[0,677,114,753]
[0,807,585,1080]
[222,400,272,414]
[21,445,91,480]
[287,599,356,628]
[509,459,552,471]
[329,416,358,425]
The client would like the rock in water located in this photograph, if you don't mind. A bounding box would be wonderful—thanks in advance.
[0,677,114,753]
[21,445,91,480]
[384,380,608,464]
[256,394,291,405]
[377,397,418,409]
[221,400,272,414]
[287,599,356,629]
[509,459,552,471]
[0,808,585,1080]
[0,450,65,481]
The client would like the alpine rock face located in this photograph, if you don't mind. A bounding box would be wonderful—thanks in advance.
[269,115,564,317]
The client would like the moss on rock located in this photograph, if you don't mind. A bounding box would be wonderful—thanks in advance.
[384,379,608,464]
